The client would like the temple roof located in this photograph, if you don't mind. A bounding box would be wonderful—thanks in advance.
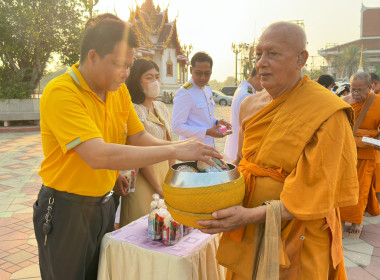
[128,0,185,57]
[319,38,380,55]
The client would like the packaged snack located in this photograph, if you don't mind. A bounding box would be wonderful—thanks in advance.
[218,125,232,136]
[148,209,159,240]
[204,166,222,172]
[362,137,380,148]
[182,225,193,236]
[150,194,160,211]
[211,158,230,170]
[120,169,137,192]
[148,208,168,240]
[155,208,169,240]
[129,169,136,192]
[197,159,211,171]
[162,215,183,245]
[157,198,167,209]
[197,158,223,172]
[176,165,198,173]
[150,200,158,212]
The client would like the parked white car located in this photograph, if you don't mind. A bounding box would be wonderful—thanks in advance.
[212,91,232,106]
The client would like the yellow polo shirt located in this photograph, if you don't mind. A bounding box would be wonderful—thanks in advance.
[39,63,145,196]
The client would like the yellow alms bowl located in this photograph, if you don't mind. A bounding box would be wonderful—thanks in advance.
[162,162,245,228]
[163,175,245,214]
[165,203,213,228]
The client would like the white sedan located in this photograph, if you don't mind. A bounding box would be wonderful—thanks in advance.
[212,91,233,106]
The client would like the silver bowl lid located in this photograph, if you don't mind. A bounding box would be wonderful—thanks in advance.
[164,161,240,188]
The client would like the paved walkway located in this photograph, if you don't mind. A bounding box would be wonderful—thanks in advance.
[0,129,379,279]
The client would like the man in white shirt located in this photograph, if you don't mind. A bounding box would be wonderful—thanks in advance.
[224,68,262,162]
[172,52,231,147]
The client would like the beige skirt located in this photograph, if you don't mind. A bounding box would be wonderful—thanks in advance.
[120,160,169,227]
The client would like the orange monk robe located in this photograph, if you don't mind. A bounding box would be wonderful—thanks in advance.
[376,152,380,193]
[340,94,380,223]
[375,91,380,194]
[217,76,359,280]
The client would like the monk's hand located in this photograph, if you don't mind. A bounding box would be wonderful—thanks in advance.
[173,138,222,165]
[197,206,250,234]
[217,119,232,130]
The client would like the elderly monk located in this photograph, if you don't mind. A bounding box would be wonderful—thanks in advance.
[198,21,359,280]
[340,72,380,234]
[370,73,380,204]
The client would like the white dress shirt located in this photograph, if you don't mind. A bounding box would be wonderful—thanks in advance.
[224,80,256,162]
[172,77,218,147]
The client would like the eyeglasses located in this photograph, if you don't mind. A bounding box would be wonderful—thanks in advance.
[193,71,212,77]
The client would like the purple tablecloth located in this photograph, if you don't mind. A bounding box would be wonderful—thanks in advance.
[108,215,214,257]
[98,215,226,279]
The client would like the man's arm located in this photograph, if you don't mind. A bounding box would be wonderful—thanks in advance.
[354,128,379,148]
[74,137,220,171]
[127,130,169,146]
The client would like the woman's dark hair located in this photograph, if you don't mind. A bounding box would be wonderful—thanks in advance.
[316,74,335,89]
[191,51,213,68]
[126,59,160,104]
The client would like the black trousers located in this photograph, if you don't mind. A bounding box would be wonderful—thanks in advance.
[33,185,115,280]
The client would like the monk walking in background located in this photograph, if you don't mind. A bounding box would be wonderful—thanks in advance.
[198,22,359,280]
[340,72,380,235]
[370,73,380,204]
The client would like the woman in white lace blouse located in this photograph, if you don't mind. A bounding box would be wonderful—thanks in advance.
[120,59,174,226]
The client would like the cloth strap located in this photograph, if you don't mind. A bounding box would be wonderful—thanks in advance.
[353,92,376,135]
[252,200,282,280]
[225,157,288,242]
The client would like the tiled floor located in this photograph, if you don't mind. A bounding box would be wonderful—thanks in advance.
[0,132,42,279]
[0,128,379,279]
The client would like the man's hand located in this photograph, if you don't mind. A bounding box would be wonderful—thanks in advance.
[217,119,232,130]
[113,173,130,196]
[206,126,224,138]
[173,138,222,166]
[197,206,256,234]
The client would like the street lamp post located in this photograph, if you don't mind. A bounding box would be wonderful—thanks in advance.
[183,44,193,81]
[231,43,242,86]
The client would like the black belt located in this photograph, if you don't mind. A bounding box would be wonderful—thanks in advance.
[41,185,114,205]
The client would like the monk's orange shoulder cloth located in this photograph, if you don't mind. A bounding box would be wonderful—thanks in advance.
[217,76,358,280]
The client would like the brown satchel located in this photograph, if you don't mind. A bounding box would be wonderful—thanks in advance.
[353,92,376,135]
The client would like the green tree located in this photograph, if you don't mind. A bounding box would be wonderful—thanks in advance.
[375,65,380,78]
[222,76,237,87]
[0,0,86,99]
[332,45,368,80]
[303,68,324,81]
[208,79,222,91]
[81,0,99,17]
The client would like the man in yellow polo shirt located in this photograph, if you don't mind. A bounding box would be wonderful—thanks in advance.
[33,14,220,280]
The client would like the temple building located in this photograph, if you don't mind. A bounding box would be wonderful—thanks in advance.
[128,0,189,96]
[318,4,380,79]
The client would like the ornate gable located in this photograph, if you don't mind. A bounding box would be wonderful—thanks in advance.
[129,0,185,58]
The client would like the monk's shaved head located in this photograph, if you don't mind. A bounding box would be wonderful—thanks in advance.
[351,72,371,87]
[255,21,309,98]
[262,21,307,53]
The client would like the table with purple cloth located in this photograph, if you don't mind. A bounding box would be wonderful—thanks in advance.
[98,215,226,280]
